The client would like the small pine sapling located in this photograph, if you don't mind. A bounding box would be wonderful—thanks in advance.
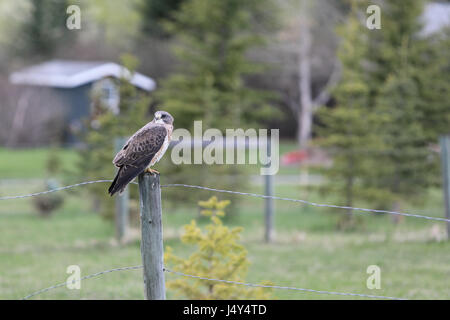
[165,196,272,299]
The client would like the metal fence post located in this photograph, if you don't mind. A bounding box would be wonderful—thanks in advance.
[114,137,129,243]
[439,135,450,239]
[138,172,166,300]
[264,140,274,243]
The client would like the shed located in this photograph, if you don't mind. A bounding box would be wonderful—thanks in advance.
[9,60,156,144]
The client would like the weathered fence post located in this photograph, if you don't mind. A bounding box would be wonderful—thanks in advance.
[264,173,274,243]
[114,137,129,243]
[138,172,166,300]
[264,140,274,243]
[439,135,450,239]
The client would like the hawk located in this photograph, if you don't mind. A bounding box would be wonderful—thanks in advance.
[108,111,174,196]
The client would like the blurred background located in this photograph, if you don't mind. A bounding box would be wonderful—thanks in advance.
[0,0,449,299]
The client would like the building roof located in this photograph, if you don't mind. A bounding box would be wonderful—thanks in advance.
[9,60,156,91]
[422,2,450,36]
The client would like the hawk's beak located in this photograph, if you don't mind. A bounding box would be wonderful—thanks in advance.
[154,114,164,124]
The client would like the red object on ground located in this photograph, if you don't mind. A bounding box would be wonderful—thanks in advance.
[281,150,309,166]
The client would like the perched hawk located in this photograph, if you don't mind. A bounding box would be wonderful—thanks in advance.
[108,111,174,196]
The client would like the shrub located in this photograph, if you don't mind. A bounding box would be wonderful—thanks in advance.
[32,193,63,217]
[164,196,272,299]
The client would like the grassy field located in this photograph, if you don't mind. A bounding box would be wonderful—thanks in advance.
[0,147,449,300]
[0,148,79,179]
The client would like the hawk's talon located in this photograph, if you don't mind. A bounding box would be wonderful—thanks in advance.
[145,168,160,175]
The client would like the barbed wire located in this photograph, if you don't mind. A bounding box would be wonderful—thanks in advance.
[21,265,405,300]
[22,265,143,300]
[161,184,450,223]
[163,268,405,300]
[0,180,114,200]
[1,179,449,223]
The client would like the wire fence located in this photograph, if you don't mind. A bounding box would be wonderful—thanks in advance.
[22,265,406,300]
[1,179,449,223]
[0,179,446,300]
[22,265,144,300]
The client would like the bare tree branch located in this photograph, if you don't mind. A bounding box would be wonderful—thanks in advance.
[312,59,341,110]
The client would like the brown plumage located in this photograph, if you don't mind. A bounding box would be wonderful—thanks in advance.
[108,111,174,196]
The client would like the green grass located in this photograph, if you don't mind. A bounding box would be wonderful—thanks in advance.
[0,148,79,179]
[0,146,449,300]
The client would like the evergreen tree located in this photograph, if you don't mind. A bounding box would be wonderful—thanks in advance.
[316,2,387,229]
[153,0,278,210]
[16,0,75,60]
[165,196,272,299]
[366,0,446,213]
[140,0,186,38]
[156,0,278,130]
[367,0,425,92]
[365,0,428,115]
[416,28,450,141]
[373,46,437,212]
[318,0,448,226]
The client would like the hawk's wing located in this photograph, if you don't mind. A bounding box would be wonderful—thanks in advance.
[108,125,167,196]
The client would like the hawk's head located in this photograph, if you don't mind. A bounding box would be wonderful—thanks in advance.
[154,111,174,125]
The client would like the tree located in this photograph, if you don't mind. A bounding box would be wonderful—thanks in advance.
[153,0,278,209]
[82,0,143,49]
[366,0,426,101]
[316,2,386,229]
[318,0,448,224]
[157,0,278,130]
[15,0,75,60]
[416,27,450,142]
[140,0,186,38]
[373,49,437,214]
[273,0,345,148]
[365,0,447,215]
[165,196,272,299]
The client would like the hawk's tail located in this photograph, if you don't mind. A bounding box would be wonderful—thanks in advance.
[108,170,121,196]
[108,165,144,196]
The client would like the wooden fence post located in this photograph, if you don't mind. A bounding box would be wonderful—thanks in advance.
[138,172,166,300]
[439,135,450,239]
[114,137,129,243]
[264,140,274,243]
